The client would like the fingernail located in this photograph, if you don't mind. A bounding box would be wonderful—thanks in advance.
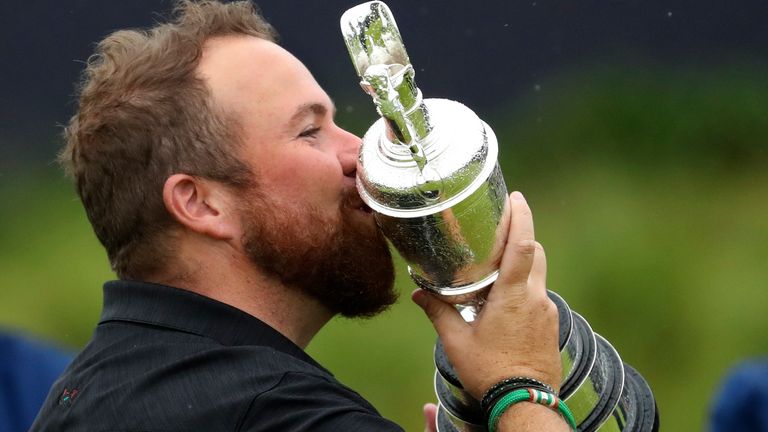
[512,191,526,202]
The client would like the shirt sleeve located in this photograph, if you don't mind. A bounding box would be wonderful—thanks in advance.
[239,371,404,432]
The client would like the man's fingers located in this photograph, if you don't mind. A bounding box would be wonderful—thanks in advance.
[422,403,438,432]
[412,290,467,339]
[496,191,536,289]
[527,241,547,297]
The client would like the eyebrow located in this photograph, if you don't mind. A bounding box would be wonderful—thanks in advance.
[286,102,337,132]
[288,103,330,125]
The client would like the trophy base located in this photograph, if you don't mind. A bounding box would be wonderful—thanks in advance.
[435,364,659,432]
[571,335,625,431]
[432,290,658,432]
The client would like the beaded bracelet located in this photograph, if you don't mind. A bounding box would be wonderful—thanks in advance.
[487,388,577,432]
[481,376,556,416]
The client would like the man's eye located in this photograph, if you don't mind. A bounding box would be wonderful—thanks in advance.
[298,126,321,139]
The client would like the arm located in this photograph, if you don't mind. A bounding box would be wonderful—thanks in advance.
[412,191,568,431]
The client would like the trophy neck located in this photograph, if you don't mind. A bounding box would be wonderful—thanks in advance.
[340,1,433,150]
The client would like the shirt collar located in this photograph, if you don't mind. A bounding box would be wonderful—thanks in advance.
[100,280,327,372]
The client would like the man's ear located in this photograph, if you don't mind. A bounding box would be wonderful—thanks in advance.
[162,174,238,240]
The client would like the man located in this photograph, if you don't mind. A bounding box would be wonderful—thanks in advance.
[32,1,567,430]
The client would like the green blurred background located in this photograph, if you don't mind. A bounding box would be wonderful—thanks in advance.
[2,1,768,431]
[2,62,766,431]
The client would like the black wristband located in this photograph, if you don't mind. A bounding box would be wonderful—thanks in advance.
[481,377,557,418]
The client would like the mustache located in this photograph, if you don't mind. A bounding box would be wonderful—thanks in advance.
[342,185,373,213]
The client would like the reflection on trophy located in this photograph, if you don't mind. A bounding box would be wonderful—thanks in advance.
[340,2,659,431]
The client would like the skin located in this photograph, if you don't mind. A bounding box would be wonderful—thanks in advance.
[158,35,567,431]
[160,36,366,348]
[414,192,567,431]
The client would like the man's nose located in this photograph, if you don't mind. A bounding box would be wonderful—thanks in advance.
[336,126,362,177]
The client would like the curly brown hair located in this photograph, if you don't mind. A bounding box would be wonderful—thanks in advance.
[61,0,276,279]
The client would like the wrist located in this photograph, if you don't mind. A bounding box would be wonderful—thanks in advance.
[497,402,571,432]
[481,376,555,417]
[474,365,561,399]
[486,388,576,432]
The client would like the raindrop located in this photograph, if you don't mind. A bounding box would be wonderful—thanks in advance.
[345,105,355,113]
[532,2,537,6]
[534,84,541,92]
[667,11,672,17]
[503,23,509,28]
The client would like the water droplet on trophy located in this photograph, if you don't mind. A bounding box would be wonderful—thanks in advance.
[415,166,442,201]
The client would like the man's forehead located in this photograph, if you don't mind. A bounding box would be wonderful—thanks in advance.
[197,35,319,114]
[199,36,284,92]
[196,35,335,149]
[200,35,286,67]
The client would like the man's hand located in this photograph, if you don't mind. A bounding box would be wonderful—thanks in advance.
[412,191,561,400]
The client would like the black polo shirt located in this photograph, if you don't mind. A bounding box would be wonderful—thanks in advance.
[31,280,404,431]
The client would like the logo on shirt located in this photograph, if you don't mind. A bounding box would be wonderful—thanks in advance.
[58,388,79,407]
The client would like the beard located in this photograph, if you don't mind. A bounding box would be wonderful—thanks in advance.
[240,187,397,318]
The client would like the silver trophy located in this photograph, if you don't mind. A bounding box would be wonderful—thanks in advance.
[340,2,658,431]
[340,1,510,319]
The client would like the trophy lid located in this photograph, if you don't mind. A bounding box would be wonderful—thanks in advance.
[357,99,499,218]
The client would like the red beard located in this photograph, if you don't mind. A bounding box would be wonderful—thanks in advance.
[240,186,397,318]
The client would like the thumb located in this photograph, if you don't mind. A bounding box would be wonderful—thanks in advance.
[412,289,467,338]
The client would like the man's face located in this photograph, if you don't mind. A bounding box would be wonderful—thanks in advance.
[198,36,396,317]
